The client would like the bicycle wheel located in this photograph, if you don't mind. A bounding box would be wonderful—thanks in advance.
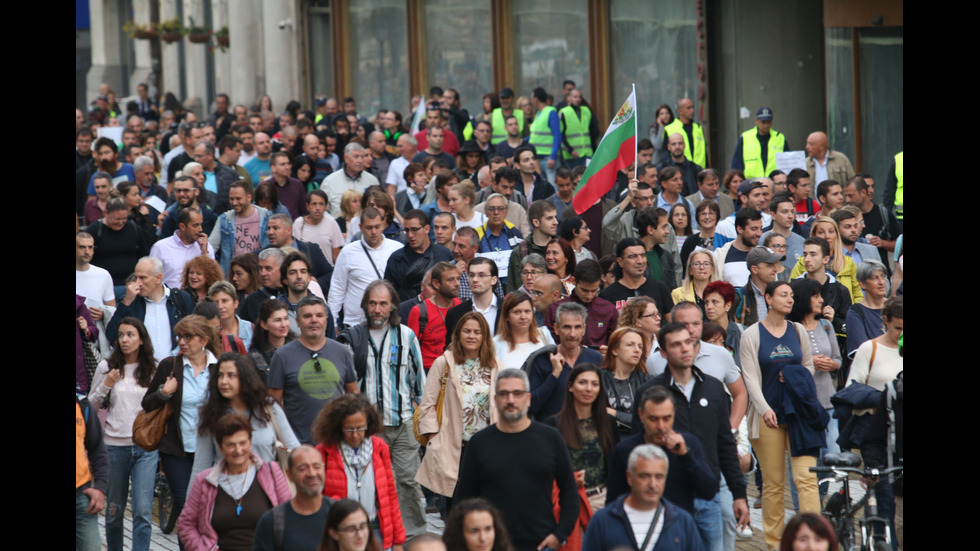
[155,476,177,534]
[835,517,857,551]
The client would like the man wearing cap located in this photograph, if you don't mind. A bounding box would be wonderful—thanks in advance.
[731,107,788,179]
[491,88,525,146]
[734,246,784,326]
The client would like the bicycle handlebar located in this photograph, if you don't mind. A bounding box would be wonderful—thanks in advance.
[809,464,903,478]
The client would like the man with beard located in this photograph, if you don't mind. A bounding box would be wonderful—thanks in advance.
[454,369,579,551]
[253,446,334,551]
[278,251,334,338]
[209,180,271,274]
[86,137,136,198]
[158,175,219,240]
[384,210,453,302]
[336,280,427,538]
[408,261,461,370]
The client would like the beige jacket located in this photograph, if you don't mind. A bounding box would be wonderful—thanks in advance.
[739,321,814,440]
[415,351,499,497]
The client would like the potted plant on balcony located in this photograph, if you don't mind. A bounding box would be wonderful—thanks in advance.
[186,17,211,44]
[124,21,158,40]
[159,18,184,43]
[214,26,229,51]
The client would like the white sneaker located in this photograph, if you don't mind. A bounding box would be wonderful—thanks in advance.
[736,525,753,539]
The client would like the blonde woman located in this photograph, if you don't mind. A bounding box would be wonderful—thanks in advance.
[671,249,717,310]
[448,180,487,230]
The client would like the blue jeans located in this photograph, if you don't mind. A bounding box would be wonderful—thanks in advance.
[106,445,159,551]
[538,157,557,184]
[160,452,194,551]
[694,490,724,551]
[718,477,735,550]
[873,478,898,550]
[818,408,840,498]
[76,490,101,551]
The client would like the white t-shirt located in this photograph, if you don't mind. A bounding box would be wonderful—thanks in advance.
[492,332,555,369]
[454,211,488,231]
[76,265,116,308]
[623,501,665,551]
[293,216,345,265]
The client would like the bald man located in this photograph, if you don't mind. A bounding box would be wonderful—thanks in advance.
[805,131,855,191]
[366,130,395,185]
[663,98,707,168]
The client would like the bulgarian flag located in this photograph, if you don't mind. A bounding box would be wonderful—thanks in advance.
[572,86,637,214]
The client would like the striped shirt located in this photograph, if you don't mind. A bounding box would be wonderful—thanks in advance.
[361,324,426,426]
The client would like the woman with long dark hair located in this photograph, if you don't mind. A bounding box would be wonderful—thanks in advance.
[88,317,158,551]
[443,497,514,551]
[248,299,295,384]
[229,253,261,309]
[545,238,577,295]
[547,365,618,512]
[416,313,499,507]
[189,353,299,482]
[741,281,821,548]
[318,499,381,551]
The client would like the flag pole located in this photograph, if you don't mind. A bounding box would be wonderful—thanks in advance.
[632,83,638,176]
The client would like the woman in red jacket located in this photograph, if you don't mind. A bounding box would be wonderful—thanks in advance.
[313,394,406,551]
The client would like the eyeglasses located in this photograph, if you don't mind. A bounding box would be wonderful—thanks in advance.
[175,334,197,341]
[343,427,368,433]
[521,270,543,277]
[311,352,322,372]
[404,226,426,234]
[691,262,712,269]
[337,522,370,535]
[638,312,661,319]
[486,206,507,212]
[769,243,788,251]
[497,390,528,399]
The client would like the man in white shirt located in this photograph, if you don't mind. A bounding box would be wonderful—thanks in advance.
[386,134,417,196]
[328,207,403,328]
[76,232,116,318]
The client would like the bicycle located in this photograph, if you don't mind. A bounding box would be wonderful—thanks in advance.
[809,451,902,551]
[154,469,177,534]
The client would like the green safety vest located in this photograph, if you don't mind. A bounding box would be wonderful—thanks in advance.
[559,105,593,160]
[741,128,785,178]
[664,118,706,167]
[894,151,903,219]
[491,108,525,145]
[529,106,557,157]
[462,121,474,142]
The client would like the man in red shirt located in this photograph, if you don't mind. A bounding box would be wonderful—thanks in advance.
[407,261,460,370]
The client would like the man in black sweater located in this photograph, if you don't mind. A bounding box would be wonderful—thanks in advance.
[454,369,579,551]
[635,323,750,550]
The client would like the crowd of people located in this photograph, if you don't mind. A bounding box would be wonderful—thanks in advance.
[76,82,904,551]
